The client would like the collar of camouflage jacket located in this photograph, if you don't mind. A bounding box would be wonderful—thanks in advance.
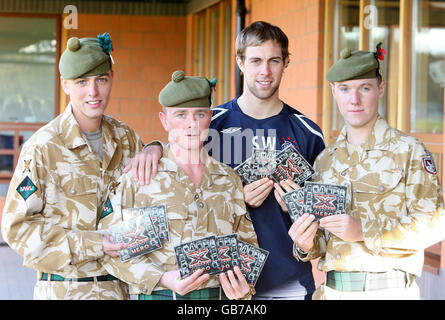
[58,103,117,165]
[159,145,229,187]
[329,115,395,158]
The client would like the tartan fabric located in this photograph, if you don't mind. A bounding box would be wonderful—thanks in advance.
[40,272,118,282]
[138,287,227,300]
[326,270,412,292]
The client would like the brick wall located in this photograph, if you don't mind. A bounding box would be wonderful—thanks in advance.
[65,14,187,143]
[246,0,325,127]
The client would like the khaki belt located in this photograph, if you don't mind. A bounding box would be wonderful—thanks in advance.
[40,272,117,282]
[326,270,415,292]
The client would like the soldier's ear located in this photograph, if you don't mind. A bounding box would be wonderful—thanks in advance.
[329,82,335,96]
[378,80,386,99]
[158,111,169,132]
[61,77,70,95]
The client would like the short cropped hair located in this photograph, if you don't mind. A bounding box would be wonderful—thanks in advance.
[236,21,289,61]
[377,73,383,85]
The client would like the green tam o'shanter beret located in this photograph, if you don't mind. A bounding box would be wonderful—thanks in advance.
[326,43,386,82]
[59,33,114,79]
[159,70,217,108]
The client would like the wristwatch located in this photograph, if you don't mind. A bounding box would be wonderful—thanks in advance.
[293,243,309,260]
[238,285,256,300]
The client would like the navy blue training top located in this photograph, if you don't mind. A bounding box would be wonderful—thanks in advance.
[205,98,325,295]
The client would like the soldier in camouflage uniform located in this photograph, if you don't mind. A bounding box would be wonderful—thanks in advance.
[1,34,144,300]
[98,71,258,300]
[286,45,445,299]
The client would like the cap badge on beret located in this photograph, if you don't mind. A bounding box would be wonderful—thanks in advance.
[97,32,113,55]
[207,77,217,90]
[375,42,386,61]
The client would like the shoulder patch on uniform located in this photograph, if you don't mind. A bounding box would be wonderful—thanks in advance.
[22,159,32,173]
[422,154,437,175]
[16,176,37,201]
[100,197,114,220]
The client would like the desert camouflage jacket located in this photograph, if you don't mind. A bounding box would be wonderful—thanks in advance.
[98,146,258,295]
[300,116,445,276]
[1,104,143,278]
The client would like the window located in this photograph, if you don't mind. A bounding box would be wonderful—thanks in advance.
[0,14,60,188]
[410,0,445,134]
[331,0,360,131]
[189,0,232,106]
[367,0,399,126]
[411,0,445,275]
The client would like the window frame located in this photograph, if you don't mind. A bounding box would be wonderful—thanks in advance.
[0,13,61,183]
[187,0,233,106]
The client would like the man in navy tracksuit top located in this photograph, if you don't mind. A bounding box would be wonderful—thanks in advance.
[128,21,325,299]
[205,21,324,299]
[207,99,324,299]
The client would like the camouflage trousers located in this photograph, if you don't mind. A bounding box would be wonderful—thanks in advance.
[33,274,130,300]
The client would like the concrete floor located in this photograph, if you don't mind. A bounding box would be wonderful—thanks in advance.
[0,233,35,300]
